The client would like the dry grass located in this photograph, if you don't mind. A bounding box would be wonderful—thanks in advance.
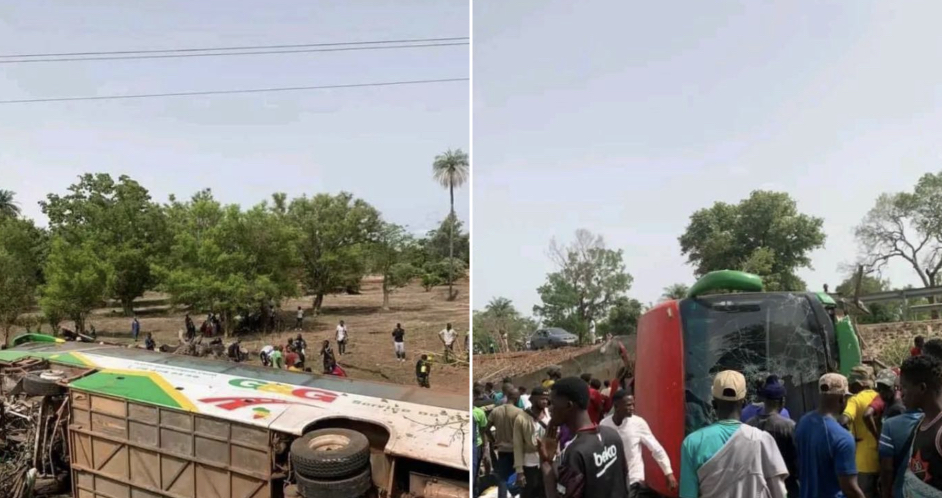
[12,277,470,395]
[473,344,602,382]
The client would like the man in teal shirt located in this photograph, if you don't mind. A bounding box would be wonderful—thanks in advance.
[679,370,788,498]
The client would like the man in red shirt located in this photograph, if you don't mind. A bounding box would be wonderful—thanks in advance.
[912,335,925,357]
[581,373,605,424]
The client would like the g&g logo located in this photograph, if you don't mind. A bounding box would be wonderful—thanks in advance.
[229,378,338,404]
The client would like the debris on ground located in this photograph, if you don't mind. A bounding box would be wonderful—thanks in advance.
[473,344,603,382]
[1,361,72,498]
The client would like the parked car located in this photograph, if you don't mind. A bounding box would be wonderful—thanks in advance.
[528,327,578,349]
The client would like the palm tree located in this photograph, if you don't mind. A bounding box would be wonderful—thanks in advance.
[432,149,469,300]
[662,283,690,300]
[0,190,20,219]
[485,297,517,351]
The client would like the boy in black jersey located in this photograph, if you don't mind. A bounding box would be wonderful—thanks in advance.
[538,377,628,498]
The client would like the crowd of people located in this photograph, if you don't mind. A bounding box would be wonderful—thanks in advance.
[473,336,942,498]
[129,312,464,388]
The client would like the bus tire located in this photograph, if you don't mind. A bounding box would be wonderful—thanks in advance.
[291,428,370,479]
[295,466,372,498]
[23,373,66,396]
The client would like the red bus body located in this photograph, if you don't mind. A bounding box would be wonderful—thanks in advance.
[634,300,686,497]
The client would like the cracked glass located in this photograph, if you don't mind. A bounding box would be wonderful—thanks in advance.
[680,293,830,435]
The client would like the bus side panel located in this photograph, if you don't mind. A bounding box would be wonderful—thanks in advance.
[634,300,684,498]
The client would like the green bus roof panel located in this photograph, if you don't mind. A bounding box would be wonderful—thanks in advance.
[687,270,764,298]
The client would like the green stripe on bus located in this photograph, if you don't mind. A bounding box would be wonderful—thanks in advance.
[70,372,183,410]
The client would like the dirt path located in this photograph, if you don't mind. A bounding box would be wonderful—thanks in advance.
[15,277,470,395]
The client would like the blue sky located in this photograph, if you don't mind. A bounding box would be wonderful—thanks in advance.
[0,1,469,234]
[473,1,942,312]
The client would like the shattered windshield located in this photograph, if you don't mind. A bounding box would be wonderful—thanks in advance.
[680,293,829,434]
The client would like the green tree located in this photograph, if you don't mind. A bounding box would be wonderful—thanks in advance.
[662,283,690,300]
[597,296,644,336]
[473,297,536,352]
[155,191,298,336]
[432,149,469,300]
[0,218,44,344]
[287,192,382,313]
[40,238,111,334]
[423,216,470,264]
[856,172,942,292]
[679,190,825,291]
[0,189,20,219]
[374,223,418,309]
[533,229,633,344]
[41,174,168,315]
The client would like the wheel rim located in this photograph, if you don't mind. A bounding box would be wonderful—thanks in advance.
[308,434,350,452]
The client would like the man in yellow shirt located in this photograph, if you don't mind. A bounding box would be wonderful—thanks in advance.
[839,365,879,497]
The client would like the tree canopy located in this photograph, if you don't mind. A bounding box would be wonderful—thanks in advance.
[154,191,299,336]
[0,189,20,219]
[0,217,44,342]
[287,192,383,312]
[679,190,825,291]
[473,297,536,353]
[856,172,942,289]
[662,283,690,301]
[41,174,168,315]
[533,229,633,344]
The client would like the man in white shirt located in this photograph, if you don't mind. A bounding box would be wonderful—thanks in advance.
[438,323,457,363]
[600,390,678,498]
[259,344,274,367]
[335,320,348,355]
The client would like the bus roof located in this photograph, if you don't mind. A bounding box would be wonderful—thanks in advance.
[0,341,469,471]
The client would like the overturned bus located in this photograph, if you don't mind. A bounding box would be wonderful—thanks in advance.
[633,270,862,498]
[0,336,468,498]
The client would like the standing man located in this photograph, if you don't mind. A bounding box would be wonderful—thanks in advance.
[320,340,335,373]
[840,366,880,496]
[336,320,348,355]
[439,323,457,363]
[679,370,788,498]
[864,369,905,442]
[131,315,141,342]
[295,306,304,330]
[392,323,406,361]
[487,386,524,498]
[742,376,792,422]
[184,313,196,341]
[416,354,431,388]
[912,336,925,357]
[580,374,604,425]
[284,346,299,371]
[900,354,942,493]
[537,377,629,498]
[795,373,865,498]
[745,376,798,497]
[514,387,549,498]
[601,390,677,497]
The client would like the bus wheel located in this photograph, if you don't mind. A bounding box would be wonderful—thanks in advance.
[295,466,372,498]
[291,428,370,479]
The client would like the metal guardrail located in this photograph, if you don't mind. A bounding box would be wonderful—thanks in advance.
[829,286,942,304]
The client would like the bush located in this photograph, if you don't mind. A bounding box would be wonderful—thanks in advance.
[421,273,443,292]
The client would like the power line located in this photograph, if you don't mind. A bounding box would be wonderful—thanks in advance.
[0,41,468,64]
[0,77,469,105]
[0,36,469,58]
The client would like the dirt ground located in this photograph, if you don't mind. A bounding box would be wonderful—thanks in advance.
[13,277,470,395]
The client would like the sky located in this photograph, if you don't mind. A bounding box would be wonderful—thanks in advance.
[473,1,942,314]
[0,1,469,234]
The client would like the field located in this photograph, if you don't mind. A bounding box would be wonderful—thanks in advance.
[12,277,470,395]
